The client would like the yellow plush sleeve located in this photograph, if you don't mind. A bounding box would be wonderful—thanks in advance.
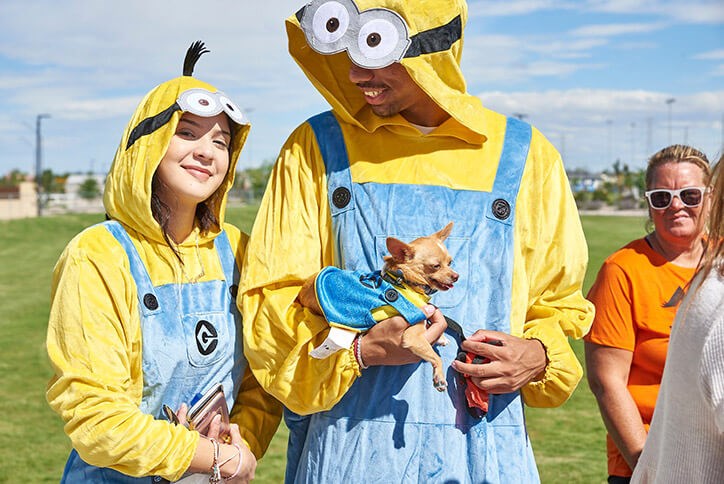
[513,129,595,407]
[45,228,198,481]
[240,124,361,416]
[225,225,284,457]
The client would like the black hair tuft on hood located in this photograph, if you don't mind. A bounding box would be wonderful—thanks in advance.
[183,41,210,76]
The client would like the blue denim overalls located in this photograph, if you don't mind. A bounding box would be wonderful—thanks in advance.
[61,221,244,483]
[285,111,540,483]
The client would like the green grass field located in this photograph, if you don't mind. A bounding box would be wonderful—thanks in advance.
[0,207,647,483]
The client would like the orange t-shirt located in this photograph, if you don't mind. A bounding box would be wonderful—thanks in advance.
[585,237,695,477]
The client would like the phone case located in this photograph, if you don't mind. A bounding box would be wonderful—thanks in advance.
[187,383,230,438]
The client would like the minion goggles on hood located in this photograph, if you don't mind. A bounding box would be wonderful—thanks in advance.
[126,43,248,150]
[126,88,247,150]
[296,0,462,69]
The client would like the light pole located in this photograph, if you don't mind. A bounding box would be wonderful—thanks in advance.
[665,98,675,145]
[35,113,51,217]
[606,119,613,167]
[243,107,255,166]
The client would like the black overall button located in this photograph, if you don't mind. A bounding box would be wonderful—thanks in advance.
[384,288,399,302]
[332,187,351,208]
[492,198,511,220]
[229,284,238,298]
[143,293,159,310]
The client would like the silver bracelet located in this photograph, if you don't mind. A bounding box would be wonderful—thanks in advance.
[208,438,222,484]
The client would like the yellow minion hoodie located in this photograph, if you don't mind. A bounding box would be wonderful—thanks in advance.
[46,52,281,480]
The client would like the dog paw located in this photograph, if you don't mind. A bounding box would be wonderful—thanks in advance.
[436,334,449,346]
[434,379,448,392]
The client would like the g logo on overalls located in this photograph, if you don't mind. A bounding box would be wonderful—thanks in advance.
[195,320,218,356]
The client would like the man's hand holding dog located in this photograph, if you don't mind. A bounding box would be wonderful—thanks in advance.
[452,331,547,394]
[361,305,447,366]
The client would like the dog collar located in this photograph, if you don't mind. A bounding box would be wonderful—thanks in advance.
[382,269,437,296]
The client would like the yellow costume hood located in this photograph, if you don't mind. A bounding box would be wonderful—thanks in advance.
[287,0,486,136]
[103,42,249,244]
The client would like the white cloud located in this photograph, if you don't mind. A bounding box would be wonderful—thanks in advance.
[584,0,724,24]
[468,0,574,17]
[461,34,605,85]
[527,38,609,57]
[476,88,724,170]
[710,64,724,77]
[694,49,724,60]
[570,22,667,38]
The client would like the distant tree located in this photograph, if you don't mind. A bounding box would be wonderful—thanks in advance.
[78,177,100,200]
[235,161,274,200]
[0,170,27,187]
[39,169,66,193]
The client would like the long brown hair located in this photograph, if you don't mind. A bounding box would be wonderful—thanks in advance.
[150,173,223,263]
[697,156,724,279]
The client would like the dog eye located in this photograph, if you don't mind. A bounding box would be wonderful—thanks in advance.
[433,263,441,270]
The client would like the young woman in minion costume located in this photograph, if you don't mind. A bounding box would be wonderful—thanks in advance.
[46,43,281,483]
[241,0,594,482]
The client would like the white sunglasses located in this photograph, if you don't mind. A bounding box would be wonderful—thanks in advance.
[644,186,707,210]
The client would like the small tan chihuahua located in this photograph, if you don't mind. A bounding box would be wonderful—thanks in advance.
[298,222,458,391]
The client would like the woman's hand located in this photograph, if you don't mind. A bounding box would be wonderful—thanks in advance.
[187,421,257,482]
[221,424,257,484]
[175,403,228,442]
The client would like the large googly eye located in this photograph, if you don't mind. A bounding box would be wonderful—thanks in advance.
[311,1,351,45]
[177,88,222,116]
[358,18,402,60]
[217,92,248,125]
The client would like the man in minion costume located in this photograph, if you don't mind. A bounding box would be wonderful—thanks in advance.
[240,1,594,482]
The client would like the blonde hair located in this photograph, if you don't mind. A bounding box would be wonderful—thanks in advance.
[645,144,711,189]
[698,156,724,279]
[644,145,712,233]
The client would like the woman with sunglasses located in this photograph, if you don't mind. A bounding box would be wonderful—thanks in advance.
[45,43,282,483]
[631,156,723,483]
[584,144,711,484]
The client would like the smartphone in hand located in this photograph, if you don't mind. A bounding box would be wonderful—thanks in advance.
[164,384,230,439]
[187,383,230,437]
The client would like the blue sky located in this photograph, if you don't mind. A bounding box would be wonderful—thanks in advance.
[0,0,722,177]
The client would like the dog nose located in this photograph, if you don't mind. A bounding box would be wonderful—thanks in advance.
[451,272,459,283]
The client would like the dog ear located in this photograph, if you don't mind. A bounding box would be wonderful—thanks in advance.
[386,237,415,262]
[435,222,454,242]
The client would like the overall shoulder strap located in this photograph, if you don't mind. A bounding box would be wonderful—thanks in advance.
[103,220,162,316]
[213,229,240,289]
[485,116,532,226]
[307,111,356,218]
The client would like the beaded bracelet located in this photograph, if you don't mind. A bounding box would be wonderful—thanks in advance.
[208,438,222,484]
[353,333,369,370]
